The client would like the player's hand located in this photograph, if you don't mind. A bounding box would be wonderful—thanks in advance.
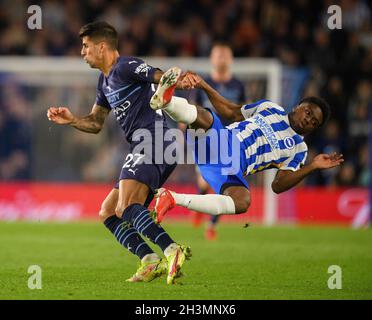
[311,152,344,170]
[179,71,201,89]
[47,107,75,125]
[186,73,206,89]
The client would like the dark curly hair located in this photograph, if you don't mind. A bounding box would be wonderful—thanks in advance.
[299,96,331,127]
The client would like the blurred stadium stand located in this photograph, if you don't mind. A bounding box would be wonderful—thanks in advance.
[0,0,370,186]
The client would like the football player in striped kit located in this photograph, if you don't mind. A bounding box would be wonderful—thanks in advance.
[191,43,246,240]
[149,67,344,222]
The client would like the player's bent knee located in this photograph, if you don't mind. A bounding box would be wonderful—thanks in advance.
[99,207,115,222]
[115,203,126,218]
[232,194,251,214]
[115,199,140,218]
[238,195,251,214]
[223,187,251,214]
[190,106,214,131]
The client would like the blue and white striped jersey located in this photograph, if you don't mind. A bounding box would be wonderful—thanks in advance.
[227,99,308,176]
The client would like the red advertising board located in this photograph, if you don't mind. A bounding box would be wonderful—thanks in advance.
[0,182,369,226]
[294,188,370,227]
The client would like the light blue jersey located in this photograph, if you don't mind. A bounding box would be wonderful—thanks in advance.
[229,99,308,176]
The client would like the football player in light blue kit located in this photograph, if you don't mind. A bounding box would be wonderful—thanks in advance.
[150,68,344,222]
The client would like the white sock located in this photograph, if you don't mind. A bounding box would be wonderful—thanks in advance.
[141,253,160,263]
[164,243,178,257]
[164,96,197,124]
[171,192,236,216]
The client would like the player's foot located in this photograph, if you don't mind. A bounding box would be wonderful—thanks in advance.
[126,258,167,282]
[166,245,192,285]
[192,212,203,228]
[154,188,176,224]
[205,225,217,241]
[150,67,182,110]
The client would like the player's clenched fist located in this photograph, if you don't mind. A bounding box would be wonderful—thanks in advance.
[47,107,75,125]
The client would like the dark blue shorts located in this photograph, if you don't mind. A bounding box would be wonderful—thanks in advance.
[114,141,177,206]
[187,109,249,195]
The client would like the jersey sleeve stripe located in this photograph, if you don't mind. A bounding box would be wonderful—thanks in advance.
[242,99,269,110]
[293,134,304,145]
[287,151,307,169]
[259,107,286,117]
[267,107,286,115]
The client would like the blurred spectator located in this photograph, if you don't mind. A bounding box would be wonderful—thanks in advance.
[307,28,336,73]
[312,119,345,185]
[357,143,370,187]
[335,161,358,186]
[321,75,348,129]
[348,80,371,154]
[0,83,31,180]
[341,0,371,31]
[82,143,122,182]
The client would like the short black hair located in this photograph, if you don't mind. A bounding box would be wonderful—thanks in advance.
[79,21,118,50]
[299,96,331,127]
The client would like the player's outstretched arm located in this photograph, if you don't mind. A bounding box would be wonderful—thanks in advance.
[47,104,109,134]
[271,152,344,194]
[195,75,244,122]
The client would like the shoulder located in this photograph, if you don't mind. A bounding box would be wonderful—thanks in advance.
[257,101,287,117]
[281,138,308,169]
[242,99,270,110]
[242,99,286,111]
[125,56,145,65]
[115,56,145,71]
[261,101,285,112]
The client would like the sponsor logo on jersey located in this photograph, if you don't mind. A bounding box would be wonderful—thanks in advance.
[135,63,150,76]
[284,137,295,150]
[113,101,131,121]
[252,114,280,150]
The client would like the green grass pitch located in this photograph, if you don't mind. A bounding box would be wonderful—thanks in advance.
[0,221,371,300]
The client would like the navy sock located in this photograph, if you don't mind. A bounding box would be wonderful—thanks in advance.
[210,215,220,225]
[104,215,154,260]
[122,203,174,252]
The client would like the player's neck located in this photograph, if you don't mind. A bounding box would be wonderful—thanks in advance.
[211,70,232,83]
[101,51,120,76]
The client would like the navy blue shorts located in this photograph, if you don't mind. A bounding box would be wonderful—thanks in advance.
[187,109,249,195]
[114,142,177,206]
